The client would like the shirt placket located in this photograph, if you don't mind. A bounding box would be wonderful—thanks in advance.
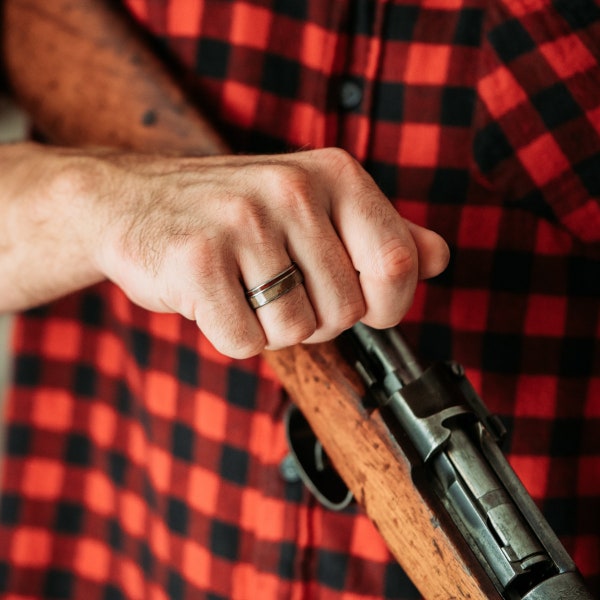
[335,0,389,162]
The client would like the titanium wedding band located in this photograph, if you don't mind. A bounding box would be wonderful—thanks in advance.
[246,263,304,309]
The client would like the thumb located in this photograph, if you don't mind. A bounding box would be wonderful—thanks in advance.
[405,221,450,280]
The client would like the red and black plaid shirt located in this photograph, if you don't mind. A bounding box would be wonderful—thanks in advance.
[1,1,599,598]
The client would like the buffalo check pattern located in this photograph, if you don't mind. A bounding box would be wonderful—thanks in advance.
[1,1,599,598]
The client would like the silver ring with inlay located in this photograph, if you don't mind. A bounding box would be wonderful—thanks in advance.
[245,263,304,310]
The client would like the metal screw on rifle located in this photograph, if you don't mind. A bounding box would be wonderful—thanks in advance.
[449,361,465,377]
[280,453,302,483]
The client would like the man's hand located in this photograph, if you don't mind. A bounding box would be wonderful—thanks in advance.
[1,145,449,358]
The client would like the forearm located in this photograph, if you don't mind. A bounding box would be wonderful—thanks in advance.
[2,0,227,155]
[0,0,225,311]
[0,142,106,312]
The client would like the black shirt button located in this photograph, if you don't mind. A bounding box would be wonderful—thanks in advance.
[339,78,363,110]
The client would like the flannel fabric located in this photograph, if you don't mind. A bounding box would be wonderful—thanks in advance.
[1,0,599,598]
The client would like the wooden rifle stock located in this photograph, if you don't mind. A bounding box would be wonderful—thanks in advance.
[1,1,499,598]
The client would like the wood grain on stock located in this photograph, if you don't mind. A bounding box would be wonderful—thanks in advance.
[265,344,498,600]
[2,1,498,598]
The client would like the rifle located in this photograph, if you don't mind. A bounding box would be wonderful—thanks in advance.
[276,325,594,599]
[1,2,593,598]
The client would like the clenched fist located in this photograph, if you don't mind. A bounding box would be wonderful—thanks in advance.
[1,145,449,358]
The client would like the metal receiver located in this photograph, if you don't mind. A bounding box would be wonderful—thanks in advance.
[285,323,593,599]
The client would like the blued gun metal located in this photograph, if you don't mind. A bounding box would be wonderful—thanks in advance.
[285,323,593,600]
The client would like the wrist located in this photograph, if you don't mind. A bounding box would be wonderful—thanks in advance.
[0,143,108,310]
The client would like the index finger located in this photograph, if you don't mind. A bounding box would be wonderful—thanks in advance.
[308,149,428,328]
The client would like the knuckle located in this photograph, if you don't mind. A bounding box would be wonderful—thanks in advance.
[201,316,266,359]
[377,239,417,281]
[275,316,317,346]
[222,195,266,232]
[266,301,317,347]
[336,297,366,329]
[265,162,317,215]
[321,147,363,181]
[283,318,317,346]
[361,294,414,330]
[187,237,223,285]
[219,193,281,252]
[325,262,366,329]
[321,297,365,338]
[318,147,354,168]
[225,338,266,360]
[159,279,192,319]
